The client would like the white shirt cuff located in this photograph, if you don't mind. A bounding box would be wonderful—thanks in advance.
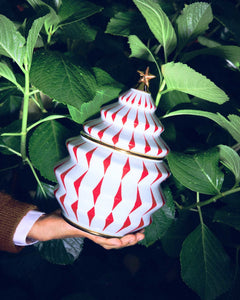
[13,210,45,246]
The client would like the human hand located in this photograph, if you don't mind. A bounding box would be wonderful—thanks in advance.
[28,210,145,249]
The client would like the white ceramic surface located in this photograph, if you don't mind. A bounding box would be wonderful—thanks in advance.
[54,88,170,237]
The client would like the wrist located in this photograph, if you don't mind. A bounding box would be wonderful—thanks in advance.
[27,211,86,241]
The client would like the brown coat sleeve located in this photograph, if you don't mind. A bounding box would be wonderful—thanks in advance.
[0,192,37,253]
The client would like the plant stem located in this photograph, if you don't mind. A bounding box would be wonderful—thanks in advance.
[164,49,167,64]
[196,192,204,225]
[47,25,53,44]
[26,158,47,198]
[20,57,30,162]
[155,79,166,107]
[183,186,240,210]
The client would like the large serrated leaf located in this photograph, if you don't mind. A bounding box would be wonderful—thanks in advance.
[30,50,97,109]
[105,10,152,38]
[0,15,26,68]
[26,15,47,66]
[132,0,177,59]
[28,120,71,182]
[128,35,161,82]
[59,21,97,42]
[176,2,213,51]
[58,0,103,27]
[162,62,229,104]
[167,148,224,195]
[128,35,156,62]
[180,224,233,300]
[161,211,195,258]
[26,0,59,29]
[0,62,23,92]
[160,90,190,113]
[57,0,102,27]
[218,144,240,184]
[140,187,175,247]
[68,67,123,123]
[35,237,84,265]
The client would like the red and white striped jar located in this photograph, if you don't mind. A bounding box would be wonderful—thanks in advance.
[54,87,170,237]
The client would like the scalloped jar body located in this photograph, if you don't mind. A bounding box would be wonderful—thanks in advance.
[54,135,170,237]
[54,88,170,237]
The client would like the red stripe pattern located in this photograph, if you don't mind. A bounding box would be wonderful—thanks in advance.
[54,87,170,237]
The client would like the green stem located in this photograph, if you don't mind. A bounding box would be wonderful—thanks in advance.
[47,25,58,45]
[29,89,40,96]
[164,49,167,64]
[155,79,166,107]
[20,57,30,162]
[0,145,21,156]
[1,132,23,137]
[196,192,204,225]
[47,25,53,44]
[183,187,240,210]
[27,115,66,132]
[25,158,47,198]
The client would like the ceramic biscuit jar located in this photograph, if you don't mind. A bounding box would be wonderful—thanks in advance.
[54,70,170,237]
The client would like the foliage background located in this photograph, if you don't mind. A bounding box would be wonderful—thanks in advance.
[0,0,240,299]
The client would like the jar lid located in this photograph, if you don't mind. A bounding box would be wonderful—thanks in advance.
[83,68,169,159]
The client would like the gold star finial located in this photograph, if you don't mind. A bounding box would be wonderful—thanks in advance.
[136,67,156,92]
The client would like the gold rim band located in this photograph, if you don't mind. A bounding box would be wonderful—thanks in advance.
[62,213,122,238]
[80,131,162,161]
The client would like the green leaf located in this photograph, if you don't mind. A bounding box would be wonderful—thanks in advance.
[0,120,22,155]
[0,94,22,117]
[132,0,177,59]
[218,145,240,184]
[197,35,221,48]
[160,90,191,113]
[162,62,229,104]
[30,50,97,110]
[128,35,156,62]
[26,0,59,30]
[0,62,23,92]
[35,237,84,265]
[105,10,152,38]
[161,211,195,258]
[176,2,213,51]
[58,0,103,26]
[26,15,47,66]
[181,45,240,67]
[163,109,240,143]
[68,68,123,124]
[180,224,233,300]
[140,187,175,247]
[28,120,71,182]
[224,115,240,143]
[27,114,67,132]
[214,208,240,231]
[59,21,97,42]
[34,181,59,212]
[167,148,224,195]
[128,35,161,80]
[0,15,26,68]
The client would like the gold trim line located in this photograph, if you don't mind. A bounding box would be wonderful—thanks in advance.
[80,131,163,161]
[62,214,122,238]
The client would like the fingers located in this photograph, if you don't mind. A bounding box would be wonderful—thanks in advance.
[89,230,145,250]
